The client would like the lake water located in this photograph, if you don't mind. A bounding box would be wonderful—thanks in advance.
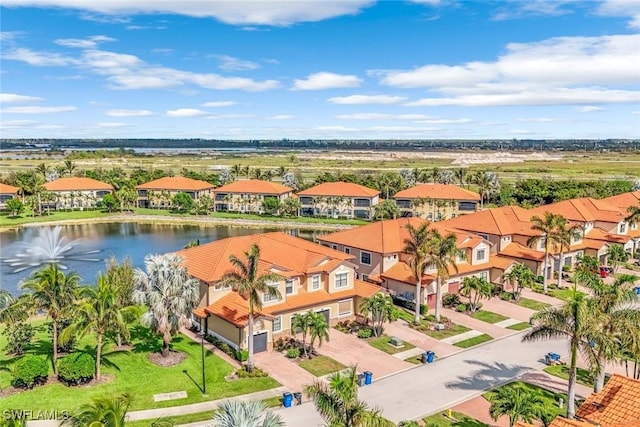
[0,223,319,294]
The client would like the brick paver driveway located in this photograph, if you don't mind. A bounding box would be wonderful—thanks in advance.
[254,351,316,395]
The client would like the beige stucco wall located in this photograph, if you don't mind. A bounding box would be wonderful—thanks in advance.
[207,315,242,349]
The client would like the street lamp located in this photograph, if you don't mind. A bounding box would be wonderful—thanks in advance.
[200,316,209,395]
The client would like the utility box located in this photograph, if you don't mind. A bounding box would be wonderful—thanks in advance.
[390,336,403,347]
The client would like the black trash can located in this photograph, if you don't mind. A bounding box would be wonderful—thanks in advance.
[293,392,302,405]
[421,352,429,364]
[357,373,365,387]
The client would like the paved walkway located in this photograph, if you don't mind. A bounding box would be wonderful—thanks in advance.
[494,318,521,328]
[441,329,483,345]
[480,297,537,322]
[520,288,563,306]
[442,308,511,339]
[393,347,424,360]
[383,320,460,357]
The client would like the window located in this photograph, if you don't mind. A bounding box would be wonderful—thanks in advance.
[620,223,626,233]
[263,284,280,302]
[362,274,370,282]
[335,272,348,289]
[285,280,294,295]
[360,251,371,265]
[478,233,488,240]
[476,249,486,261]
[344,247,351,254]
[332,244,338,250]
[312,275,321,290]
[338,299,352,316]
[479,271,489,281]
[576,250,584,259]
[272,316,282,332]
[564,256,572,266]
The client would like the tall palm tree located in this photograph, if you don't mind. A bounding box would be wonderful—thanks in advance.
[606,243,629,274]
[488,384,546,427]
[527,212,563,293]
[219,244,281,372]
[554,219,583,288]
[523,289,596,419]
[212,400,284,427]
[625,204,640,226]
[292,312,313,358]
[359,293,395,337]
[305,366,393,427]
[133,253,199,357]
[403,222,431,324]
[308,311,330,356]
[427,229,463,322]
[63,159,76,177]
[21,264,80,374]
[0,290,25,325]
[63,393,133,427]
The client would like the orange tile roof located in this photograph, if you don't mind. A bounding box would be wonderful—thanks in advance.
[576,374,640,425]
[214,179,292,195]
[297,181,380,198]
[601,191,640,212]
[43,177,114,192]
[441,206,535,236]
[531,198,625,224]
[380,256,504,285]
[394,183,480,201]
[586,227,631,244]
[175,232,353,284]
[0,183,19,194]
[136,176,215,191]
[499,242,546,261]
[548,419,593,427]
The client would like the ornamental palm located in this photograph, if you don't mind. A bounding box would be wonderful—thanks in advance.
[219,244,281,372]
[20,264,80,374]
[625,204,640,225]
[0,290,26,325]
[488,384,545,427]
[63,393,132,427]
[554,219,583,288]
[403,222,431,324]
[427,229,463,322]
[305,366,393,427]
[527,212,563,293]
[133,253,199,357]
[459,276,492,312]
[292,312,313,358]
[359,293,396,337]
[606,243,629,274]
[502,263,535,300]
[308,311,330,355]
[212,400,284,427]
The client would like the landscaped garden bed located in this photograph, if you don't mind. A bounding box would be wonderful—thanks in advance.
[469,310,508,324]
[368,335,416,355]
[483,381,567,419]
[454,333,493,348]
[298,355,347,377]
[422,410,488,426]
[543,365,595,387]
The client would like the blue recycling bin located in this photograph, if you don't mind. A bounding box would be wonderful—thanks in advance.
[426,351,435,363]
[548,352,560,362]
[282,392,293,408]
[635,287,640,295]
[364,371,373,385]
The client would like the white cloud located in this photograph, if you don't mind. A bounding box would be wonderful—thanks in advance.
[0,0,375,26]
[54,35,116,48]
[328,94,407,104]
[268,115,294,120]
[596,0,640,28]
[492,0,575,21]
[106,109,153,117]
[576,106,604,113]
[201,101,237,107]
[205,114,254,120]
[0,119,38,129]
[96,122,128,128]
[3,48,77,66]
[0,31,25,42]
[212,54,259,71]
[336,113,472,124]
[1,105,76,113]
[631,110,640,115]
[408,0,442,5]
[292,72,362,90]
[165,108,208,117]
[516,117,566,123]
[0,93,44,103]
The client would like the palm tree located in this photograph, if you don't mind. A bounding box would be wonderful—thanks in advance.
[403,222,431,324]
[606,243,629,274]
[459,276,492,312]
[212,400,284,427]
[305,366,393,427]
[554,219,583,288]
[454,168,467,188]
[63,159,76,177]
[292,312,313,358]
[0,290,25,325]
[523,289,596,419]
[21,264,80,374]
[625,204,640,225]
[527,212,563,293]
[133,253,199,357]
[502,263,535,300]
[359,293,396,337]
[63,393,133,427]
[219,244,281,372]
[308,311,330,356]
[427,229,463,322]
[488,384,545,427]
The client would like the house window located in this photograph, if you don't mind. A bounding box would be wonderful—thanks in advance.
[564,256,572,266]
[476,249,486,261]
[576,250,584,259]
[285,280,294,295]
[479,271,489,281]
[263,284,280,302]
[332,244,338,250]
[620,223,626,233]
[344,247,351,254]
[338,299,352,317]
[312,275,321,290]
[360,251,371,265]
[362,274,369,282]
[272,316,282,332]
[335,272,348,289]
[478,233,488,240]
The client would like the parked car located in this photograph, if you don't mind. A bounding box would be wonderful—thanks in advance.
[599,266,612,277]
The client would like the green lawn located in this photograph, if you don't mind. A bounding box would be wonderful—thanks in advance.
[422,323,471,340]
[368,336,416,355]
[506,322,531,331]
[515,298,551,311]
[0,323,279,412]
[422,410,488,427]
[298,355,346,377]
[0,209,111,227]
[543,365,594,387]
[469,310,509,324]
[483,381,566,418]
[454,334,493,349]
[405,354,424,365]
[549,288,585,301]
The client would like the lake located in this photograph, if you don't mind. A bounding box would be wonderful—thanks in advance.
[0,223,320,294]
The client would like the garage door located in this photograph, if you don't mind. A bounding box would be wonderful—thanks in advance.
[318,309,330,324]
[447,281,459,294]
[253,332,268,354]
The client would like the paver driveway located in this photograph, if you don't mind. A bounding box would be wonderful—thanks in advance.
[254,350,316,395]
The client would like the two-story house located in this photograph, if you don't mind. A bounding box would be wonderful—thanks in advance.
[213,180,294,214]
[176,232,379,353]
[601,191,640,256]
[43,177,114,210]
[136,176,215,209]
[297,182,380,220]
[393,184,481,220]
[0,183,19,210]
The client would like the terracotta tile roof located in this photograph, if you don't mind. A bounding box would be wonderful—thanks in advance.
[548,419,593,427]
[531,198,625,224]
[297,181,380,198]
[601,191,640,212]
[515,423,539,427]
[0,183,19,194]
[318,218,487,254]
[394,183,480,201]
[581,238,609,250]
[214,179,293,195]
[441,206,535,237]
[136,176,215,191]
[43,177,114,192]
[586,227,632,244]
[380,256,502,285]
[576,374,640,425]
[499,242,546,261]
[490,256,517,270]
[175,232,353,284]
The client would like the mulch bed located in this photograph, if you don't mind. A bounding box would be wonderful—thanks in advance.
[148,351,187,367]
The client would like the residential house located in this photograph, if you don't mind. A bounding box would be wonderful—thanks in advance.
[600,191,640,255]
[43,177,114,210]
[176,232,379,353]
[213,179,294,214]
[393,184,481,220]
[0,183,19,210]
[297,181,380,220]
[136,176,215,209]
[317,218,514,308]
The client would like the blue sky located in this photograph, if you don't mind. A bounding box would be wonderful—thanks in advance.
[1,0,639,140]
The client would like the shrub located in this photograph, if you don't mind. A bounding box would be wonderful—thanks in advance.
[236,366,268,378]
[500,292,514,301]
[235,350,249,362]
[535,275,544,284]
[419,304,428,315]
[335,320,351,334]
[442,293,461,308]
[3,322,35,356]
[12,356,48,389]
[357,328,373,339]
[286,348,300,359]
[274,336,298,352]
[562,265,571,272]
[456,303,467,313]
[205,334,237,359]
[58,353,95,386]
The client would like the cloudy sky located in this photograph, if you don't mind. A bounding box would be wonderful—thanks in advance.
[1,0,639,139]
